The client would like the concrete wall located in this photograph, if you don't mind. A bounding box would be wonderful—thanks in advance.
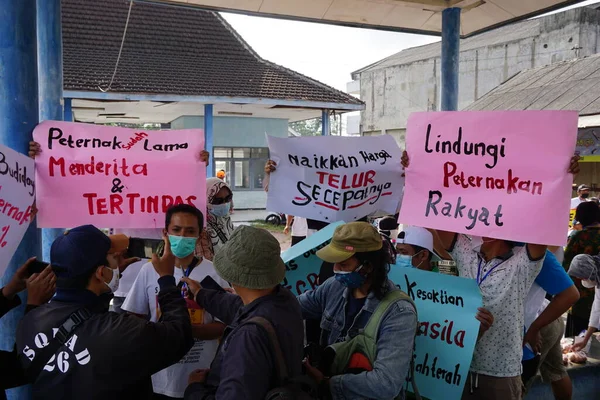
[358,7,600,142]
[171,115,288,209]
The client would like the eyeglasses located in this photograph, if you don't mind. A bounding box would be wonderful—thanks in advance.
[211,194,233,205]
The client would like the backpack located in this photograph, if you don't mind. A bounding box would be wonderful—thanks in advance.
[244,316,318,400]
[321,290,421,400]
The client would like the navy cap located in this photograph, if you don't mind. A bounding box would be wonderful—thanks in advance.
[51,225,111,279]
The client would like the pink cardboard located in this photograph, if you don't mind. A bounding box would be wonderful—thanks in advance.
[34,121,205,228]
[399,111,578,246]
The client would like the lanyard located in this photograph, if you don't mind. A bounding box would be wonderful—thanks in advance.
[476,257,508,286]
[179,257,200,297]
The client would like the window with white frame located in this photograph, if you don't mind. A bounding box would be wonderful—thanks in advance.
[213,147,269,190]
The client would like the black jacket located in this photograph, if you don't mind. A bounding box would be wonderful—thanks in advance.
[184,286,304,400]
[16,276,194,400]
[0,290,32,400]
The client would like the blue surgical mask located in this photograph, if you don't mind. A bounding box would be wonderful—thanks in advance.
[334,265,366,288]
[395,254,414,268]
[168,235,197,258]
[209,202,231,218]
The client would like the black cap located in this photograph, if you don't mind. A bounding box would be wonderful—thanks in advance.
[578,184,591,191]
[51,225,111,279]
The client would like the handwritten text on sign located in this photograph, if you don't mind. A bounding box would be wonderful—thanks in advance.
[267,135,403,223]
[33,121,205,228]
[0,145,35,278]
[281,222,344,295]
[399,111,577,246]
[389,267,481,400]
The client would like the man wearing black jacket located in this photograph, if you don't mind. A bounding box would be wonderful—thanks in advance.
[181,226,304,400]
[16,225,194,400]
[1,259,55,400]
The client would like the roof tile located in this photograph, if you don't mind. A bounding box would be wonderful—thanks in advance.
[62,0,362,107]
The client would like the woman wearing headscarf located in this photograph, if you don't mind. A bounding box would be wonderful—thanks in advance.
[563,201,600,336]
[198,178,235,261]
[567,254,600,352]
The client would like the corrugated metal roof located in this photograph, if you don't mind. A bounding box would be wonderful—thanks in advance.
[464,53,600,115]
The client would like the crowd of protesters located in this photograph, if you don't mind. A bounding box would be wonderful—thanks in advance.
[0,144,597,400]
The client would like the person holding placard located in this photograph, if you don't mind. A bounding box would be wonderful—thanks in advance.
[401,151,580,400]
[297,222,418,400]
[284,215,308,246]
[27,141,213,313]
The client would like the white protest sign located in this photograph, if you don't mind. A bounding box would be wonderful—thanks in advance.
[0,145,35,277]
[267,135,403,223]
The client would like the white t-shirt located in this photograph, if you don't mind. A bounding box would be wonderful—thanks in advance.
[114,259,148,298]
[451,235,544,377]
[571,197,586,210]
[122,259,228,398]
[589,288,600,330]
[291,217,308,237]
[111,229,163,298]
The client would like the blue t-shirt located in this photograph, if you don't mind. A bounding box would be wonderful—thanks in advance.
[522,250,573,361]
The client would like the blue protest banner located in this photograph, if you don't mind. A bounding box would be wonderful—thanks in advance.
[389,267,482,400]
[281,221,345,295]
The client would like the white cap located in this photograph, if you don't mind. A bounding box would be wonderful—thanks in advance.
[394,226,434,253]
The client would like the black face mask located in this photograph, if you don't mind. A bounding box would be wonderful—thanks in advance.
[581,193,590,199]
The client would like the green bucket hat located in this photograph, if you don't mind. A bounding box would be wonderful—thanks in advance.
[213,225,285,290]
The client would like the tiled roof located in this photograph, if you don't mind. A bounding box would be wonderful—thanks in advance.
[62,0,362,107]
[464,53,600,116]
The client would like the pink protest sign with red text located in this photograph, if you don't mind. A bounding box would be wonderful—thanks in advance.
[399,111,578,246]
[34,121,205,228]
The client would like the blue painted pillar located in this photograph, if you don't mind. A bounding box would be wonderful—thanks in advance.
[321,109,330,136]
[0,1,40,399]
[204,104,214,176]
[38,0,64,262]
[64,98,73,122]
[441,8,461,111]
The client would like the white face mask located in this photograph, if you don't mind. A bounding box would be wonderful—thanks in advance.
[470,236,483,250]
[582,279,596,288]
[104,267,120,293]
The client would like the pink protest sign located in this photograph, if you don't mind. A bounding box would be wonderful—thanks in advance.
[34,121,205,228]
[399,111,578,246]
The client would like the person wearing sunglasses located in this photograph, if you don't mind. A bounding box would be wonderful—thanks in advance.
[197,178,235,261]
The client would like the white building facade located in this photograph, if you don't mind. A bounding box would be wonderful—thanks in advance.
[350,6,600,145]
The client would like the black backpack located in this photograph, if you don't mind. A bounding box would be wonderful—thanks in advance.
[245,317,318,400]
